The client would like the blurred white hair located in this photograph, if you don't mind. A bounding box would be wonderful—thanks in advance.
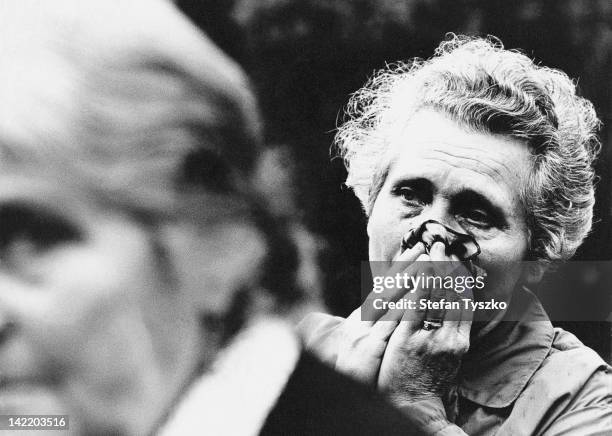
[0,0,262,218]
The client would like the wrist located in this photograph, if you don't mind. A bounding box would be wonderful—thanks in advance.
[389,394,445,412]
[391,397,454,435]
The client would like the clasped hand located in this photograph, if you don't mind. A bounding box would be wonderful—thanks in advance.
[300,241,475,408]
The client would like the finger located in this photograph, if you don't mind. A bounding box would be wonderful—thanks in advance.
[422,241,448,322]
[370,316,400,342]
[368,241,426,295]
[431,321,470,358]
[429,240,457,279]
[424,284,446,324]
[419,247,473,347]
[457,285,474,335]
[347,305,375,328]
[404,252,433,311]
[398,268,432,335]
[429,240,447,260]
[436,279,474,341]
[386,241,427,275]
[363,244,427,322]
[414,253,429,262]
[367,241,426,281]
[431,286,466,336]
[345,308,395,344]
[436,263,472,324]
[430,243,475,324]
[432,278,473,342]
[334,320,394,384]
[335,339,383,385]
[372,297,410,324]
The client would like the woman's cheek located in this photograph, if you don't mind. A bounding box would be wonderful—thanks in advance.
[368,216,399,261]
[35,246,153,366]
[476,231,530,299]
[478,229,529,265]
[368,198,406,261]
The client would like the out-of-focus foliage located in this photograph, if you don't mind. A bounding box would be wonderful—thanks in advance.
[233,0,425,44]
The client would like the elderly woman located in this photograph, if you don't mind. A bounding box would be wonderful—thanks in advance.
[301,36,611,435]
[0,1,429,434]
[0,0,275,433]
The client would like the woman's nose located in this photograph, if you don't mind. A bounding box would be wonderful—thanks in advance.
[0,274,26,346]
[0,310,15,346]
[403,201,481,260]
[402,219,449,252]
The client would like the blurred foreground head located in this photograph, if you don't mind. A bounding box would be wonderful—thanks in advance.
[0,0,298,433]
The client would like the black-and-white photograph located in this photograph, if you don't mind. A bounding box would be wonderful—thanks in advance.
[0,0,610,434]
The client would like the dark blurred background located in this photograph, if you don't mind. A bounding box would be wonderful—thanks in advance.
[178,0,611,362]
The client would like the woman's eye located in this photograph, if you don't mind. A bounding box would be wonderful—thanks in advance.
[396,187,425,206]
[0,203,83,265]
[461,209,492,228]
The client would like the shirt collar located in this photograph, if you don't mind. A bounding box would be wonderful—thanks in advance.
[458,286,555,408]
[158,316,301,436]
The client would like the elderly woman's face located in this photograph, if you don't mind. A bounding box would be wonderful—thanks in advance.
[0,170,265,433]
[368,110,532,302]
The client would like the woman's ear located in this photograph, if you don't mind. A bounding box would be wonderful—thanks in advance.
[521,227,547,285]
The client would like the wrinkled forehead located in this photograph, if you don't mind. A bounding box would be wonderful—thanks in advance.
[374,110,532,209]
[382,108,531,168]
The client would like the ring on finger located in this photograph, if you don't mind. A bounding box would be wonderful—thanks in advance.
[422,320,443,331]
